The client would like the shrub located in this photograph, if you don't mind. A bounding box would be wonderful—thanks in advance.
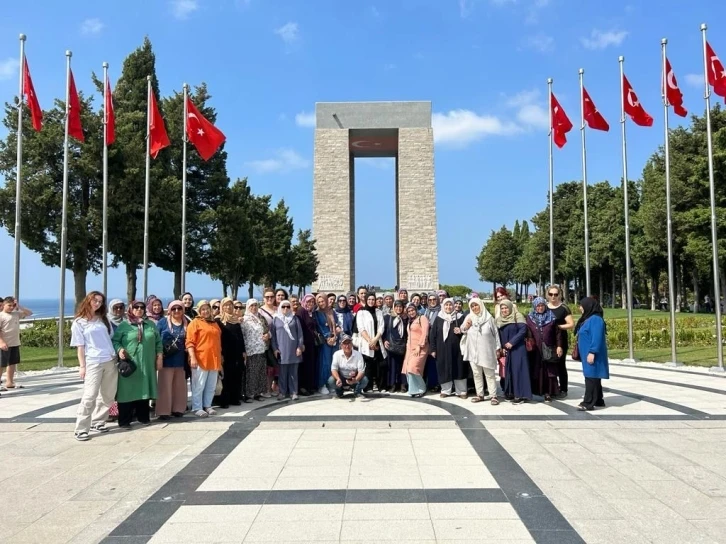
[20,319,72,348]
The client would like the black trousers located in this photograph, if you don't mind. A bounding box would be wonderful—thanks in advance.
[557,357,569,392]
[363,351,388,391]
[118,399,151,426]
[583,378,604,408]
[219,360,244,406]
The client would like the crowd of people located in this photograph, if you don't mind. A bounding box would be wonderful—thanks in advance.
[62,284,610,441]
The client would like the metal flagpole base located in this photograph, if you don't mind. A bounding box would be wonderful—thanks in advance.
[709,366,725,374]
[664,361,683,367]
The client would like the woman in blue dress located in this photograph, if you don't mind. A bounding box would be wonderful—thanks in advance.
[575,297,609,411]
[497,299,532,403]
[315,294,338,394]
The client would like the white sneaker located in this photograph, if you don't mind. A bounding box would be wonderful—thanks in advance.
[205,408,217,416]
[195,409,208,418]
[319,386,329,395]
[291,394,299,401]
[261,392,272,398]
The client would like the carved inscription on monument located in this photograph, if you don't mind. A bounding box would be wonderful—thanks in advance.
[318,274,345,291]
[406,274,435,291]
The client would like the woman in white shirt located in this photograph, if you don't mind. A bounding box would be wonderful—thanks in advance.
[71,291,118,441]
[354,293,388,393]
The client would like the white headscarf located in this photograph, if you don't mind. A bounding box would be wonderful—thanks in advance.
[438,297,455,341]
[277,302,295,340]
[468,298,493,330]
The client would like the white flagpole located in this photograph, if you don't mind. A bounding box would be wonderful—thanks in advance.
[547,77,555,288]
[181,83,188,295]
[13,34,26,302]
[142,75,151,300]
[661,39,679,366]
[102,61,109,297]
[579,68,591,297]
[57,50,72,369]
[619,55,636,363]
[701,23,725,372]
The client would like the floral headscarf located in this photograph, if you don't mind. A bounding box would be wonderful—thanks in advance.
[529,296,554,328]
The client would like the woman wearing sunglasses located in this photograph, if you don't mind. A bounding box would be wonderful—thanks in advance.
[112,301,163,428]
[156,300,188,420]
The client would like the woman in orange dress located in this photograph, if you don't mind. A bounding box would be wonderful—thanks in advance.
[402,303,429,397]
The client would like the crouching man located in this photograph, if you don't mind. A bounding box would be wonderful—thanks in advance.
[327,334,368,399]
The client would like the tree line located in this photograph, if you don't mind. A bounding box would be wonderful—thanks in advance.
[476,105,726,312]
[0,38,318,304]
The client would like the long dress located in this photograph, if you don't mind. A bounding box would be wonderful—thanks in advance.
[430,315,467,394]
[403,315,429,396]
[526,318,561,398]
[499,322,532,399]
[315,310,336,389]
[112,320,162,403]
[218,320,246,406]
[271,315,304,396]
[549,304,572,393]
[295,308,318,394]
[384,313,408,389]
[241,314,268,399]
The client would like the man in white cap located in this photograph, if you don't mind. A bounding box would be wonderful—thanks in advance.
[327,334,368,399]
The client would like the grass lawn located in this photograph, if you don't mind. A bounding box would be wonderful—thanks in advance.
[18,347,78,372]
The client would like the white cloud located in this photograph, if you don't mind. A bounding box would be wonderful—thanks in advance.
[684,73,703,87]
[505,89,550,129]
[0,58,19,81]
[524,33,554,52]
[246,149,310,174]
[170,0,198,20]
[295,111,316,127]
[81,18,104,35]
[433,110,520,145]
[275,22,299,44]
[581,29,628,50]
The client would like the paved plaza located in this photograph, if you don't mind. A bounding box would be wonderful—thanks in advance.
[1,361,726,543]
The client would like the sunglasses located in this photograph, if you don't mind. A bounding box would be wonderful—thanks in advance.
[234,305,244,309]
[171,307,183,312]
[212,305,220,310]
[113,305,124,310]
[133,304,146,310]
[548,292,558,296]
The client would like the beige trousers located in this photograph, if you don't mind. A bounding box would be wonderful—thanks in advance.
[470,362,498,398]
[75,359,118,433]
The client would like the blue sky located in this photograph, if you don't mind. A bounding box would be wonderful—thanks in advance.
[0,0,724,301]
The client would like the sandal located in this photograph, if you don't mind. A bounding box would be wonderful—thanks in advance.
[440,393,449,398]
[577,405,594,411]
[491,397,500,405]
[470,396,484,403]
[458,393,467,400]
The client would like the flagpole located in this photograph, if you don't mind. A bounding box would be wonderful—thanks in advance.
[579,68,591,297]
[547,77,555,289]
[57,50,72,369]
[661,39,679,366]
[701,23,725,372]
[143,75,151,301]
[13,34,26,302]
[102,61,109,297]
[181,83,188,295]
[619,56,636,363]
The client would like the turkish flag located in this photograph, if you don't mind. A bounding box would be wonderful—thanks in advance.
[705,42,726,99]
[185,96,225,161]
[22,57,42,132]
[664,58,687,118]
[149,90,170,158]
[105,78,115,146]
[622,75,653,127]
[550,92,572,148]
[68,69,84,142]
[582,87,609,131]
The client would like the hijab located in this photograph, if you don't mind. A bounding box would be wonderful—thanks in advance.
[145,295,164,321]
[496,299,525,327]
[467,298,493,328]
[182,292,196,319]
[194,300,215,323]
[127,300,146,342]
[210,299,220,314]
[575,296,605,335]
[336,295,351,313]
[438,297,455,341]
[277,301,296,340]
[364,297,378,335]
[166,300,187,332]
[219,297,239,325]
[391,300,405,337]
[529,296,554,328]
[108,298,124,327]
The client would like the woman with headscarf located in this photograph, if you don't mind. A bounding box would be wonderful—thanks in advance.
[296,294,318,396]
[494,287,519,319]
[424,293,441,391]
[156,300,188,420]
[526,297,562,402]
[384,300,408,393]
[461,298,501,404]
[430,298,467,398]
[575,297,609,411]
[402,303,429,397]
[210,299,221,319]
[108,299,125,333]
[241,299,269,401]
[497,299,531,404]
[112,300,163,428]
[271,300,304,400]
[354,293,388,393]
[334,295,354,337]
[315,294,338,394]
[145,295,164,324]
[216,297,246,408]
[181,292,196,320]
[185,300,223,417]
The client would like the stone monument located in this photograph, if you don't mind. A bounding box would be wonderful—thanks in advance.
[312,101,439,293]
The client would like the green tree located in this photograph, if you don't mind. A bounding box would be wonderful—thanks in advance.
[288,229,319,296]
[475,226,516,289]
[0,92,103,304]
[257,199,294,289]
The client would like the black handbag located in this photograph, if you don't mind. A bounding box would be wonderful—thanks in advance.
[265,347,279,368]
[116,356,137,378]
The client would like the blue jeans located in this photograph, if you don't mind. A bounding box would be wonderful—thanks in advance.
[192,367,218,411]
[327,375,369,397]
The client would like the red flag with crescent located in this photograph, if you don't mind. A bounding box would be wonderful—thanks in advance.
[68,69,84,142]
[550,91,572,148]
[622,74,653,127]
[664,58,687,118]
[23,57,42,131]
[149,89,170,158]
[706,41,726,99]
[185,96,226,161]
[582,87,609,131]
